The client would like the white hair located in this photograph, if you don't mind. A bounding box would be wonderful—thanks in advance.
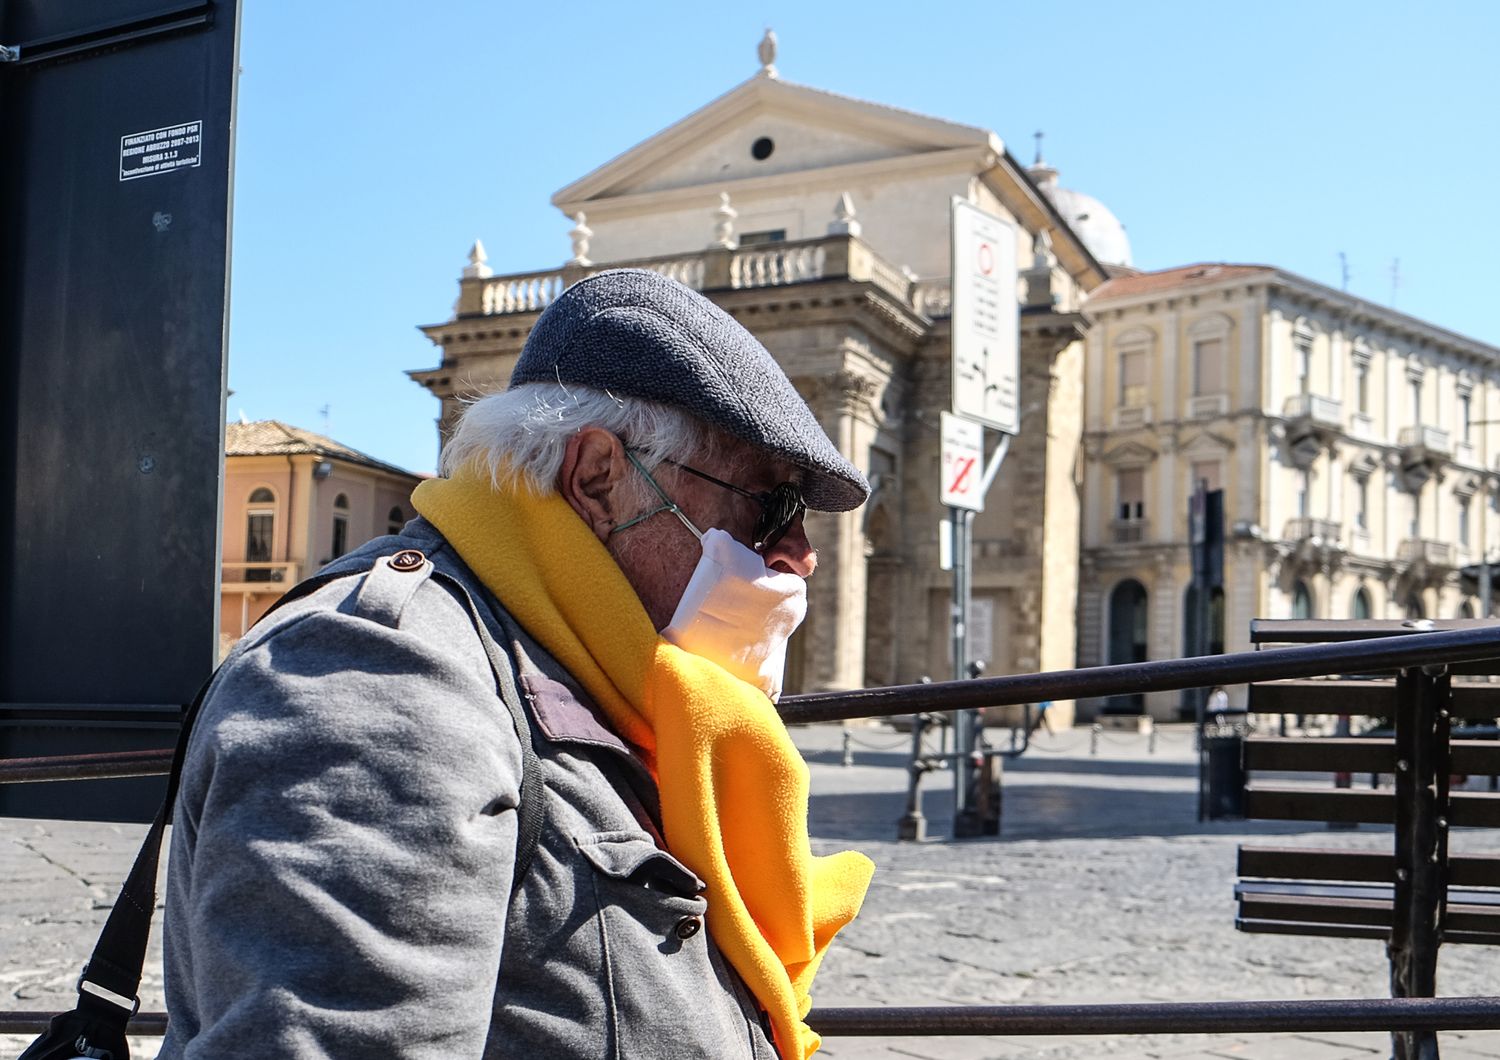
[441,382,735,495]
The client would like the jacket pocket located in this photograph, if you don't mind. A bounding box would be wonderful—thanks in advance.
[575,831,706,918]
[576,832,758,1059]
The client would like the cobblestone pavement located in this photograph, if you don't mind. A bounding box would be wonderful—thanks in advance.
[2,721,1497,1059]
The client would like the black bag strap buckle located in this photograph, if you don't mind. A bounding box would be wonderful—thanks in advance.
[76,967,140,1016]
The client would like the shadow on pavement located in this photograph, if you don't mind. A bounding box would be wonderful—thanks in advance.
[807,783,1381,844]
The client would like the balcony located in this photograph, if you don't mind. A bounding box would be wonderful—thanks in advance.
[457,233,915,319]
[1283,393,1343,429]
[1283,517,1342,546]
[1348,411,1376,441]
[1398,425,1451,456]
[1397,539,1456,568]
[1113,405,1153,429]
[1186,393,1229,420]
[1110,518,1149,544]
[222,561,300,591]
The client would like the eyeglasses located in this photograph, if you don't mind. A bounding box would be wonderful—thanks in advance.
[614,450,806,553]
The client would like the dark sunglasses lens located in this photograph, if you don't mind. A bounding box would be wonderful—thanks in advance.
[755,484,806,551]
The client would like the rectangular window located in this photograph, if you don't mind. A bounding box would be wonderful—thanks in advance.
[1356,364,1369,414]
[1409,493,1420,538]
[1296,470,1310,518]
[1120,350,1148,407]
[246,510,274,582]
[1190,459,1221,493]
[1460,499,1472,547]
[739,229,787,246]
[1462,394,1473,443]
[1410,378,1423,423]
[1355,478,1369,530]
[1193,339,1224,396]
[331,515,349,559]
[1296,340,1312,395]
[1117,468,1145,521]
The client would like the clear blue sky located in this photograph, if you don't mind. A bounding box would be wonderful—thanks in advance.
[227,1,1499,476]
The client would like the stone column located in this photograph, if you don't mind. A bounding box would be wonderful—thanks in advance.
[798,369,880,692]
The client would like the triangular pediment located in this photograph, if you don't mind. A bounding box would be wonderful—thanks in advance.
[1180,429,1236,456]
[1103,440,1158,467]
[553,75,994,208]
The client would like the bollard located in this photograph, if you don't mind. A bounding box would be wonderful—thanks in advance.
[841,723,854,768]
[1148,726,1157,755]
[1090,723,1101,756]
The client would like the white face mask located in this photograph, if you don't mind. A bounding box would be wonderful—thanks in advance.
[661,528,807,701]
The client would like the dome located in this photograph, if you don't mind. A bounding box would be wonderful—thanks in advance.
[1028,161,1132,268]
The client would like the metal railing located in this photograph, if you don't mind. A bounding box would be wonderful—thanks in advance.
[6,624,1500,1044]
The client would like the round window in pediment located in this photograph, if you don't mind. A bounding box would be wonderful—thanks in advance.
[751,137,774,161]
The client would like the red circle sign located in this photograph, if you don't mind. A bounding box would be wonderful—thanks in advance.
[977,242,994,276]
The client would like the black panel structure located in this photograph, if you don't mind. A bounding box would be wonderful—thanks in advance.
[0,1,238,821]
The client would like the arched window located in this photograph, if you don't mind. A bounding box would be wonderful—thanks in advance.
[1352,587,1372,621]
[245,487,277,581]
[1292,581,1313,619]
[1107,579,1149,713]
[331,493,351,559]
[388,506,405,534]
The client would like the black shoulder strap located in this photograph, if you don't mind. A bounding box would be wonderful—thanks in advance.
[429,568,546,892]
[38,553,543,1052]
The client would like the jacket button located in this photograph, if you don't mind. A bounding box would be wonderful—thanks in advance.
[388,549,426,572]
[674,916,702,940]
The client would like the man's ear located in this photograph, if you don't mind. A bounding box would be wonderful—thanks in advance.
[558,428,627,543]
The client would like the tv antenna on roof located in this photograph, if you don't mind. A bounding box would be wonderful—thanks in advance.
[1338,251,1350,292]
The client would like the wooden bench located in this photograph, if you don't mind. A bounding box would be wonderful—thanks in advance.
[1236,620,1500,1058]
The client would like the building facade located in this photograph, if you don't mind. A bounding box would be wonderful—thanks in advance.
[220,421,423,649]
[1080,264,1500,717]
[409,46,1117,721]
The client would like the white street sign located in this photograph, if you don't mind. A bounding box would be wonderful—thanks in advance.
[951,198,1019,434]
[940,411,985,512]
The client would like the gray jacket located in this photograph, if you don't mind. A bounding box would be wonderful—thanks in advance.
[160,519,777,1059]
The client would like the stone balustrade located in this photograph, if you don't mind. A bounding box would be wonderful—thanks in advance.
[459,234,937,319]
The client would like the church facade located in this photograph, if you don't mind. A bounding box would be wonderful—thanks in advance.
[409,42,1112,723]
[411,38,1500,722]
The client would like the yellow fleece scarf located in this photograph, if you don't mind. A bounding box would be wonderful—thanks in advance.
[412,466,873,1059]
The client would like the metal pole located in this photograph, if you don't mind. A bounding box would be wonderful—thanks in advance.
[952,508,982,835]
[897,678,932,841]
[1390,667,1450,1060]
[1481,550,1492,619]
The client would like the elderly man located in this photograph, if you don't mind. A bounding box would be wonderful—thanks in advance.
[159,270,874,1060]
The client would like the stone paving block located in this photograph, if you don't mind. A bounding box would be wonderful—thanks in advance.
[1202,1034,1380,1058]
[3,724,1497,1058]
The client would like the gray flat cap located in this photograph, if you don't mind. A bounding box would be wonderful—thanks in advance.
[510,268,869,512]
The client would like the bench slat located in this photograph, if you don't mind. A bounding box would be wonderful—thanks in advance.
[1235,918,1389,941]
[1245,738,1395,773]
[1245,787,1392,823]
[1240,893,1393,928]
[1237,847,1392,881]
[1245,788,1500,826]
[1248,680,1500,717]
[1452,792,1500,828]
[1243,738,1500,775]
[1249,619,1500,644]
[1237,846,1500,887]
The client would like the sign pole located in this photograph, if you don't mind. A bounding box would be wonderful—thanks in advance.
[942,197,1019,839]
